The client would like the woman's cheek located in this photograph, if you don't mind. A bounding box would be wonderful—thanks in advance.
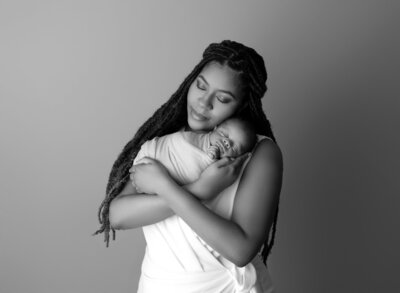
[213,107,235,125]
[187,84,198,103]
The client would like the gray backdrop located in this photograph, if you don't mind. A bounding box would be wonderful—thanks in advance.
[1,1,399,292]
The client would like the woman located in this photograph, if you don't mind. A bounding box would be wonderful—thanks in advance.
[94,40,283,292]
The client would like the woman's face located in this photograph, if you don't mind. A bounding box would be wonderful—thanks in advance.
[186,61,245,132]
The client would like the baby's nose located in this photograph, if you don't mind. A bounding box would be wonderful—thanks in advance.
[222,138,231,149]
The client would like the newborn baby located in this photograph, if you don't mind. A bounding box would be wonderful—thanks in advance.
[131,117,257,198]
[183,117,257,160]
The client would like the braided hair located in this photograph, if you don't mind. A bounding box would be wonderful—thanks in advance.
[93,40,280,264]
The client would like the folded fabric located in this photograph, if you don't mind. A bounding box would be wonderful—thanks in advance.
[135,132,275,292]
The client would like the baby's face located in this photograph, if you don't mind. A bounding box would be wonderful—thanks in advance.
[209,120,250,158]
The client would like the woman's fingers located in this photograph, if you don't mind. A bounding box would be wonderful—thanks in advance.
[215,153,250,168]
[130,156,154,174]
[129,157,154,174]
[226,153,250,175]
[230,153,251,169]
[213,157,233,167]
[130,172,142,193]
[135,157,155,165]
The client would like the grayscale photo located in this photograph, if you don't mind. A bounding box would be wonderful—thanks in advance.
[1,1,399,292]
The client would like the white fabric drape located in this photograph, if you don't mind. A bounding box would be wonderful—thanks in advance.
[134,132,275,292]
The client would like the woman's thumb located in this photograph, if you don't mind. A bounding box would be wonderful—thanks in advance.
[214,156,233,167]
[232,153,251,167]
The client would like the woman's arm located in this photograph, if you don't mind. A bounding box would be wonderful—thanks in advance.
[110,154,249,230]
[109,139,179,230]
[229,140,283,265]
[109,164,241,230]
[109,179,174,230]
[133,139,283,267]
[184,155,250,201]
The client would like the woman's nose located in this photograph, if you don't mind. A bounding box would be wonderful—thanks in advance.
[198,92,213,110]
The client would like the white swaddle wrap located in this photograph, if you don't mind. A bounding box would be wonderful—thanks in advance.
[134,131,275,293]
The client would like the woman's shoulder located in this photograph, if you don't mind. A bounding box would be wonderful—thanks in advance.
[249,137,283,171]
[254,136,282,158]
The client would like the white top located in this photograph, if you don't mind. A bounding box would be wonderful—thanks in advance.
[135,132,276,293]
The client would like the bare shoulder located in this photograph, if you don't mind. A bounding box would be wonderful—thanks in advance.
[238,138,283,200]
[251,138,283,171]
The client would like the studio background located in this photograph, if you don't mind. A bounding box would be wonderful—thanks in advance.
[1,1,399,292]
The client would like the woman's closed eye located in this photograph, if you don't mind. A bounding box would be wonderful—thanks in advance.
[196,79,206,90]
[216,95,232,104]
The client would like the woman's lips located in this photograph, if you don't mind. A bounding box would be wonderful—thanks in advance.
[191,107,208,121]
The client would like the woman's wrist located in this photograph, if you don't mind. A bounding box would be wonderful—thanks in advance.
[184,179,212,201]
[155,176,178,197]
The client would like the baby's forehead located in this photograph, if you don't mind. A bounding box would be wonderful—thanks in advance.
[220,119,245,131]
[220,120,248,138]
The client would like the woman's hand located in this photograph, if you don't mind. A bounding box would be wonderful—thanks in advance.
[129,157,173,195]
[197,153,251,199]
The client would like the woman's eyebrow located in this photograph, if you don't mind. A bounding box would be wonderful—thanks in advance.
[198,75,237,100]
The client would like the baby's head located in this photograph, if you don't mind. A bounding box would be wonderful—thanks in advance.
[207,117,256,159]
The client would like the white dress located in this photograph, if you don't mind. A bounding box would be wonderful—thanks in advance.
[135,132,276,293]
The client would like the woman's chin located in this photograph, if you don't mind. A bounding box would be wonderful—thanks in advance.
[187,119,212,132]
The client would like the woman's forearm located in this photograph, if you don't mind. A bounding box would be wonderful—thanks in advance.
[109,193,174,230]
[110,181,207,230]
[158,180,250,267]
[109,183,206,230]
[184,180,214,200]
